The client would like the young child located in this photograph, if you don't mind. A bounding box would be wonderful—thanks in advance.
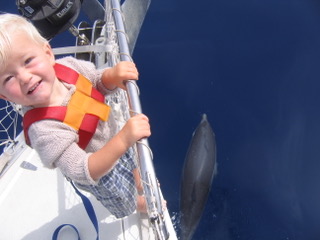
[0,13,149,218]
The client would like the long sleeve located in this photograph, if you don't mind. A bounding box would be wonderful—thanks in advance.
[28,119,98,185]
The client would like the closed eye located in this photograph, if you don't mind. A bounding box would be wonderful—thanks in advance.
[25,57,33,65]
[4,76,13,83]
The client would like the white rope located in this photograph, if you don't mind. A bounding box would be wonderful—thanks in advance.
[0,101,21,150]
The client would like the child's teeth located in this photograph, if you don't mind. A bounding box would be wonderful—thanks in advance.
[28,82,39,94]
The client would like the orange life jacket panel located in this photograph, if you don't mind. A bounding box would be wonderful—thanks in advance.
[23,63,111,149]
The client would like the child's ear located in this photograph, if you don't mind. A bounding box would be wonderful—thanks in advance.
[43,42,55,65]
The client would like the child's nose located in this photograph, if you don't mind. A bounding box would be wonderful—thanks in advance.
[17,70,32,84]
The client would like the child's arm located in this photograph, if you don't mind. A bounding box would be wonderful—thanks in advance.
[88,61,141,180]
[101,61,139,90]
[87,114,150,180]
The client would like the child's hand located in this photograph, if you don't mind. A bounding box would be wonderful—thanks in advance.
[119,114,151,148]
[102,61,139,90]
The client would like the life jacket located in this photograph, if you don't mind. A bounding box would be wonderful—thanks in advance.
[23,63,111,149]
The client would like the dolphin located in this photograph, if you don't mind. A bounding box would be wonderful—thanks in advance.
[180,114,217,240]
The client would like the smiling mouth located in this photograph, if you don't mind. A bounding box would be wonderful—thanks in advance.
[28,81,42,95]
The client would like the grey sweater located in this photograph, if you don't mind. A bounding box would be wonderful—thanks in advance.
[23,57,118,185]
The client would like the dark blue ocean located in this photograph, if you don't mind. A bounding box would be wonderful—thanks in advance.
[3,1,320,239]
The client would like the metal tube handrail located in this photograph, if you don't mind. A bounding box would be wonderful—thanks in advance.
[109,0,170,239]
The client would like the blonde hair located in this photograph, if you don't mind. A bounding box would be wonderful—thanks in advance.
[0,13,47,71]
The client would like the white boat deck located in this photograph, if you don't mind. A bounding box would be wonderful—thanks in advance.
[0,133,164,240]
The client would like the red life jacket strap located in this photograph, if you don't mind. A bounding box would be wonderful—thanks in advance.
[23,107,101,149]
[23,107,67,147]
[54,63,104,102]
[23,63,110,149]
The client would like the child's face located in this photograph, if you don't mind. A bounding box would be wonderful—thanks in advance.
[0,32,57,107]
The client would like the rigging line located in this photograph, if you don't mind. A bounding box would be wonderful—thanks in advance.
[139,177,162,198]
[111,8,122,16]
[112,7,130,44]
[0,140,13,147]
[115,29,129,43]
[140,178,152,189]
[136,140,154,160]
[119,52,133,61]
